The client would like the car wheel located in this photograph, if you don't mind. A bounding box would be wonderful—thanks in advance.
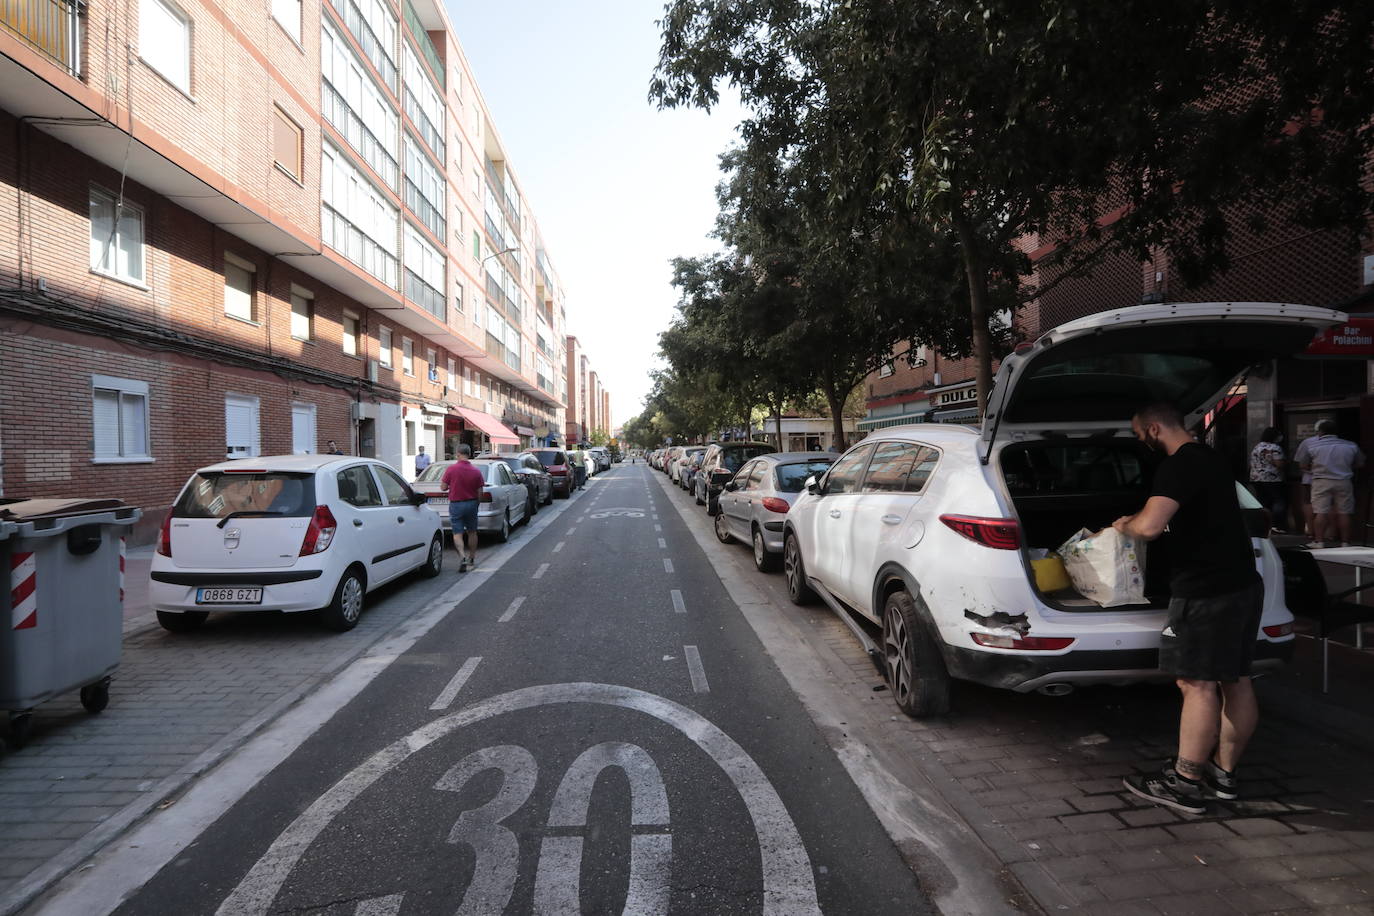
[543,486,553,505]
[420,535,443,578]
[784,534,817,605]
[496,511,511,543]
[753,526,780,572]
[694,484,705,506]
[157,610,208,633]
[714,511,733,544]
[882,590,952,718]
[706,495,720,517]
[320,567,366,632]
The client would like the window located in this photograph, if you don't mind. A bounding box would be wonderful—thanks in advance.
[223,252,256,322]
[374,465,411,504]
[89,187,144,284]
[271,0,300,41]
[224,394,261,459]
[342,311,360,356]
[379,326,393,367]
[879,362,894,378]
[823,444,875,495]
[446,357,456,389]
[427,348,438,383]
[91,375,150,462]
[337,465,383,507]
[140,0,190,91]
[291,402,316,454]
[907,447,940,493]
[290,287,313,340]
[402,338,414,375]
[273,107,303,180]
[861,442,924,493]
[471,229,480,261]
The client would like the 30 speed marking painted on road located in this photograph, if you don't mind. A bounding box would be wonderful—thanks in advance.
[215,684,821,916]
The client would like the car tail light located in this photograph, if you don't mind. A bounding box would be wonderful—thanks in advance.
[1263,622,1294,638]
[299,505,337,555]
[760,497,790,514]
[970,633,1075,650]
[157,511,173,557]
[940,514,1021,549]
[550,466,566,476]
[479,492,493,503]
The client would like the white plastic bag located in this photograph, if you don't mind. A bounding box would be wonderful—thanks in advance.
[1056,527,1148,607]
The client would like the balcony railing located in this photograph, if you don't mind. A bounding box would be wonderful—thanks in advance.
[484,159,522,232]
[3,0,83,75]
[338,0,396,92]
[403,176,444,238]
[405,268,445,322]
[321,80,399,190]
[403,87,444,159]
[536,372,552,394]
[403,0,443,88]
[322,202,398,289]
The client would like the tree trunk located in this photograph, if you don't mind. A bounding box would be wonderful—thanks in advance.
[951,205,994,419]
[772,398,784,450]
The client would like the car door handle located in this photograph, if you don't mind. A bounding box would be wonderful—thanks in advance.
[353,519,363,527]
[828,509,841,519]
[397,516,405,523]
[881,514,902,525]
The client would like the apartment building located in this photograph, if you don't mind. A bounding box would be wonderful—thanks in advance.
[559,336,611,445]
[0,0,576,541]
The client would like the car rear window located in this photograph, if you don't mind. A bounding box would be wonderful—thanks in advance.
[532,451,566,467]
[417,462,450,483]
[776,459,835,492]
[174,472,316,519]
[1001,443,1147,495]
[721,446,775,472]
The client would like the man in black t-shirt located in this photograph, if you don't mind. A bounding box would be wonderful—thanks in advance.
[1112,403,1264,816]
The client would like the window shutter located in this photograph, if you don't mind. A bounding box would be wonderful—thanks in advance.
[290,292,312,339]
[93,390,120,458]
[291,403,316,454]
[224,260,254,321]
[273,107,302,177]
[225,396,259,458]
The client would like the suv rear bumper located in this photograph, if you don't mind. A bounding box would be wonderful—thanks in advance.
[944,638,1294,692]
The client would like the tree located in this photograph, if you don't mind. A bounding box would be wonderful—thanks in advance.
[655,0,1374,415]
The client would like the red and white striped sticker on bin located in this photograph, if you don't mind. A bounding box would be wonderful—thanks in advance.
[10,550,36,630]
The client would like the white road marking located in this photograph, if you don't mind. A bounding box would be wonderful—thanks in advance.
[663,559,674,574]
[566,527,576,535]
[429,657,482,711]
[533,563,549,579]
[355,894,403,915]
[657,538,667,549]
[216,684,820,916]
[685,646,710,694]
[553,541,564,553]
[498,596,526,623]
[654,524,661,531]
[671,589,685,613]
[652,514,658,520]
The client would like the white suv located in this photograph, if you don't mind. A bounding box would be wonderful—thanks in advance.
[150,456,443,633]
[784,302,1342,717]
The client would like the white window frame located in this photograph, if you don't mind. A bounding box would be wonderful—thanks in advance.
[342,311,360,356]
[402,338,414,376]
[223,251,256,323]
[225,394,261,459]
[89,186,145,285]
[426,348,438,383]
[91,374,152,464]
[139,0,191,93]
[291,401,317,454]
[446,357,456,389]
[271,0,300,42]
[290,285,313,340]
[379,326,393,368]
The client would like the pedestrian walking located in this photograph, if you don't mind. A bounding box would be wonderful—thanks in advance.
[1295,419,1364,548]
[570,446,587,491]
[326,440,343,455]
[1248,427,1287,533]
[1113,402,1264,815]
[414,445,431,477]
[441,444,485,571]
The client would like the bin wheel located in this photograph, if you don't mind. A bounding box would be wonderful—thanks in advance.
[80,680,111,714]
[157,610,208,633]
[7,711,32,750]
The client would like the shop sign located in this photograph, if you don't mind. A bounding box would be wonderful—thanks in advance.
[1303,318,1374,357]
[935,385,977,407]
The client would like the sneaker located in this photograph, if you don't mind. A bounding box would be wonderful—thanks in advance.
[1203,760,1238,800]
[1304,541,1326,549]
[467,555,478,570]
[458,557,469,572]
[1123,770,1206,815]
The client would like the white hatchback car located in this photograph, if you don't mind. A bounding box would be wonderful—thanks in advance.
[785,302,1343,717]
[150,456,443,633]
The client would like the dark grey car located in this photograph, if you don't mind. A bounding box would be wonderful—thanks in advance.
[714,452,836,570]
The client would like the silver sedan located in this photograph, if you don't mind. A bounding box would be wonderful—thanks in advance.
[713,452,836,571]
[412,459,530,542]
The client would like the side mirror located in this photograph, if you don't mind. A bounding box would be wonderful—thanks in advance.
[723,481,739,492]
[409,491,428,506]
[805,475,821,496]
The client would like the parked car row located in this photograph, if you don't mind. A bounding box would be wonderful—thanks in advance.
[663,303,1337,720]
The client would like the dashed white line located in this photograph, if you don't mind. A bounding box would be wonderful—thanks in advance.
[553,541,565,553]
[657,538,667,549]
[533,563,550,579]
[671,589,685,613]
[429,657,482,710]
[566,527,577,535]
[663,559,674,573]
[654,524,661,532]
[684,646,709,693]
[498,596,526,623]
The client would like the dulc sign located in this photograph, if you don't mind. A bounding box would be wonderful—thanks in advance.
[1303,318,1374,357]
[935,384,978,407]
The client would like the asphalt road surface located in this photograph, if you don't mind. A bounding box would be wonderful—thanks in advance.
[102,464,932,915]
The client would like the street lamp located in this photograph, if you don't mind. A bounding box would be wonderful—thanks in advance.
[481,246,518,268]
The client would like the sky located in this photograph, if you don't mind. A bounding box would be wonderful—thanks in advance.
[446,0,746,430]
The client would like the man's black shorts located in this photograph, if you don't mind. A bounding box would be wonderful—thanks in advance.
[1159,580,1265,682]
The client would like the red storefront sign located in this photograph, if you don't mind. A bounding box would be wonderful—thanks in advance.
[1303,318,1374,357]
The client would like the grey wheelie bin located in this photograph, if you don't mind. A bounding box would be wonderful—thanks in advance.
[0,498,141,748]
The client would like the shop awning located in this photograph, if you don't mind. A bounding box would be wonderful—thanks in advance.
[932,407,980,424]
[456,407,519,445]
[858,411,929,431]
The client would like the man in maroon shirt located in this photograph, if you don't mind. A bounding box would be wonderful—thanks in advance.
[441,444,486,571]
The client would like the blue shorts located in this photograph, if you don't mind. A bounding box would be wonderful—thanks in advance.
[449,499,479,534]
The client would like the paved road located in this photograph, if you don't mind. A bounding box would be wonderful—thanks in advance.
[92,464,930,915]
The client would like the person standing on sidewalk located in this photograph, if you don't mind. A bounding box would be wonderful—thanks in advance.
[1112,402,1263,815]
[1294,419,1364,548]
[569,446,587,491]
[441,444,485,571]
[414,445,432,478]
[1248,427,1287,533]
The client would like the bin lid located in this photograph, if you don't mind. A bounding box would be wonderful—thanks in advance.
[0,498,130,521]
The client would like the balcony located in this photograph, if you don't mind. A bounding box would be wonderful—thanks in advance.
[403,0,443,88]
[322,201,398,289]
[485,332,520,373]
[405,268,445,322]
[403,175,444,238]
[321,80,399,190]
[484,158,522,231]
[2,0,83,76]
[403,86,444,159]
[336,0,396,92]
